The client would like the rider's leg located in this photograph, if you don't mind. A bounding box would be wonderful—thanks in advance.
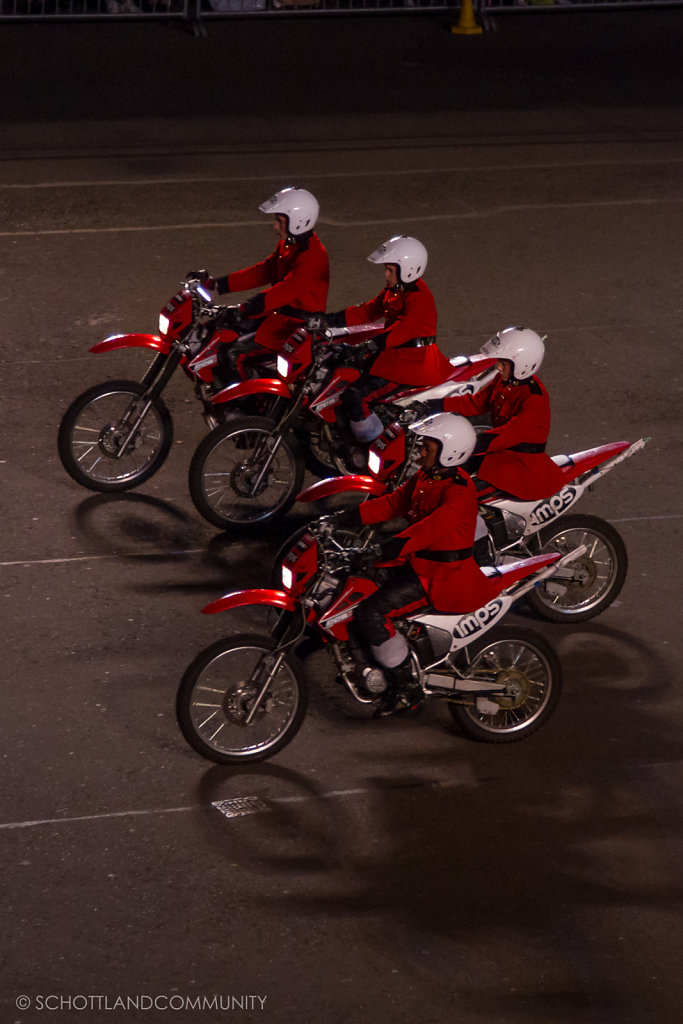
[343,374,396,442]
[353,565,427,715]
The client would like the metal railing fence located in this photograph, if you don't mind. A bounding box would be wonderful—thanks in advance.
[477,0,682,11]
[0,0,680,24]
[0,0,188,18]
[197,0,452,13]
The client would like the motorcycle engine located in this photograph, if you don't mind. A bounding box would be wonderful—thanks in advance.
[362,666,388,694]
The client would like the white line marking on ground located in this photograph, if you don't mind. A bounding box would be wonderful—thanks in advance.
[609,514,683,523]
[0,782,459,832]
[1,198,682,238]
[2,156,683,189]
[0,550,205,567]
[0,806,196,831]
[3,515,679,568]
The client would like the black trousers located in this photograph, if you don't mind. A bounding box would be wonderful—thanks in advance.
[217,334,272,383]
[354,564,427,648]
[343,373,397,423]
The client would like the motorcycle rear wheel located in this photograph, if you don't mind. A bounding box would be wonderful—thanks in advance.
[177,633,308,764]
[58,379,173,492]
[449,625,561,743]
[526,513,627,623]
[188,415,305,529]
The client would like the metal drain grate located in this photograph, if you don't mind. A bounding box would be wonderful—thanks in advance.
[211,796,271,819]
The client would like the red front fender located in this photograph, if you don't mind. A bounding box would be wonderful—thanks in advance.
[202,588,297,615]
[297,475,387,504]
[211,378,290,405]
[89,333,172,355]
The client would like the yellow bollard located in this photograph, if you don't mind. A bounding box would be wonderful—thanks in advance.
[451,0,483,35]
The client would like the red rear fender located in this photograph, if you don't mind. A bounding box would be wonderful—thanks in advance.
[446,353,498,382]
[558,441,631,481]
[89,333,172,355]
[297,475,386,503]
[202,588,296,615]
[212,378,290,405]
[390,354,499,402]
[484,553,560,596]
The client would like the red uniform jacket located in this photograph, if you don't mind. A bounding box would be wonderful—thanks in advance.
[443,374,567,500]
[225,233,329,352]
[358,468,501,613]
[343,279,453,387]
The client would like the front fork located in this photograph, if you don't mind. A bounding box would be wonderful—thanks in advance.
[243,651,288,725]
[246,391,305,496]
[243,608,304,721]
[115,349,182,459]
[248,431,284,496]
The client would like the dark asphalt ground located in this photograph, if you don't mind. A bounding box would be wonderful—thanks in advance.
[1,8,682,1024]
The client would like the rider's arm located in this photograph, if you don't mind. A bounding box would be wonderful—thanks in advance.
[378,285,437,350]
[358,476,417,526]
[337,291,386,328]
[393,482,477,555]
[214,250,279,296]
[256,245,330,314]
[441,378,496,418]
[473,387,550,455]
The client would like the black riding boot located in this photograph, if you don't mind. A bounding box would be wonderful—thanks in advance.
[374,655,422,718]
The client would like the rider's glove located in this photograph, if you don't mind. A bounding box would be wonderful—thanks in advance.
[376,536,406,562]
[421,398,445,416]
[214,275,230,295]
[186,269,216,289]
[350,545,382,574]
[326,506,363,529]
[351,333,386,364]
[239,292,267,319]
[363,339,382,360]
[306,313,329,334]
[473,430,496,455]
[342,338,381,367]
[325,310,347,330]
[216,305,244,331]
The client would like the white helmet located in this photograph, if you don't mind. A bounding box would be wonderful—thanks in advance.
[480,327,545,380]
[259,187,319,236]
[409,413,476,468]
[367,235,428,284]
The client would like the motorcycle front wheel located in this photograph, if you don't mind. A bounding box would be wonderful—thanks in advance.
[58,380,173,491]
[449,625,561,743]
[526,513,627,623]
[188,415,305,529]
[177,633,308,764]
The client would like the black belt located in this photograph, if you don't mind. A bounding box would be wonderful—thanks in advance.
[509,442,547,454]
[277,305,323,320]
[414,546,473,562]
[401,336,436,349]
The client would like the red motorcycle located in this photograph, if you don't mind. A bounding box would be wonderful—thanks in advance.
[176,519,583,764]
[58,279,269,492]
[293,419,649,624]
[187,324,498,529]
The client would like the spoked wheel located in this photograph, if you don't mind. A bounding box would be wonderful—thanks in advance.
[188,416,305,529]
[526,513,627,623]
[299,425,339,478]
[176,633,308,764]
[58,379,173,491]
[300,422,369,477]
[449,625,561,743]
